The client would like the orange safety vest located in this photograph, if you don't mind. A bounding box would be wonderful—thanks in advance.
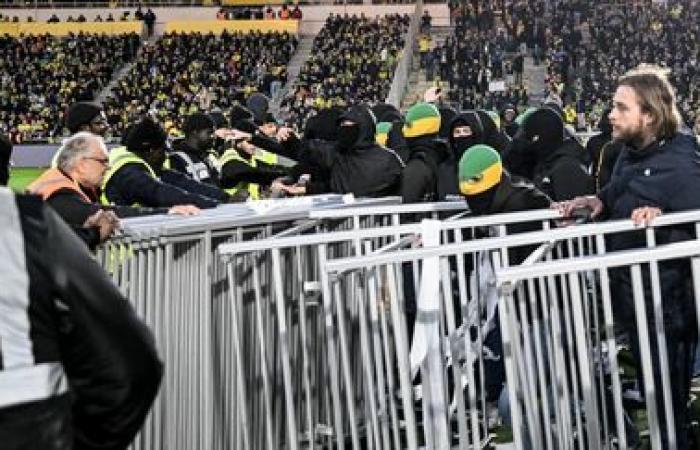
[27,168,91,203]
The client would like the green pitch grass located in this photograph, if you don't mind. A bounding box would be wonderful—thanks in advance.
[8,167,44,192]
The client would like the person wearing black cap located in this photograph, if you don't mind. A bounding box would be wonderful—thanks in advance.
[101,118,223,208]
[65,102,109,137]
[0,132,11,186]
[169,113,220,185]
[509,107,592,201]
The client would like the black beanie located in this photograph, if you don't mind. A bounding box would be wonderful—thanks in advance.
[183,113,214,134]
[246,93,270,125]
[124,117,167,153]
[0,133,12,186]
[438,106,458,139]
[66,102,103,133]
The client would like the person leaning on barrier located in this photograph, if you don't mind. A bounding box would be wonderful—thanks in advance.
[168,113,220,186]
[0,187,162,450]
[251,104,404,197]
[459,144,552,413]
[507,106,593,202]
[557,64,700,450]
[400,102,451,204]
[28,133,200,248]
[215,105,290,200]
[101,117,224,209]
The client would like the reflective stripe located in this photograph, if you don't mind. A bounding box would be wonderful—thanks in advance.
[0,362,68,409]
[220,149,260,200]
[101,147,157,205]
[0,188,33,369]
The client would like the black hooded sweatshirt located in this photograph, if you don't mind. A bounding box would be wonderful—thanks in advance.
[401,135,450,203]
[257,105,404,197]
[437,111,486,199]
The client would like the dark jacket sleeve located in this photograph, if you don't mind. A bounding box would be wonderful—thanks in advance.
[550,157,593,201]
[46,190,102,226]
[400,160,433,204]
[219,158,289,188]
[160,168,229,202]
[43,206,162,450]
[106,164,219,209]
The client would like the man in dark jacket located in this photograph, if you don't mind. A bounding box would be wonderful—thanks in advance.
[263,104,404,197]
[400,102,451,203]
[102,118,224,208]
[0,188,162,450]
[459,144,551,407]
[510,107,593,201]
[559,65,700,450]
[28,132,199,248]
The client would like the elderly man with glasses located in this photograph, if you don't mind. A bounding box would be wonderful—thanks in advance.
[28,132,199,248]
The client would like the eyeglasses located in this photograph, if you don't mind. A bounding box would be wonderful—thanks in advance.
[84,156,109,166]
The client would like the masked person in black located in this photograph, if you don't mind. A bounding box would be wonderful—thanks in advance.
[261,104,404,197]
[400,102,451,203]
[169,113,220,185]
[508,107,593,201]
[437,110,485,198]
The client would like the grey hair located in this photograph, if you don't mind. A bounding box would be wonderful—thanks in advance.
[56,132,104,172]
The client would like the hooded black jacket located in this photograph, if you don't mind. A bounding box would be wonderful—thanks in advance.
[257,105,404,197]
[531,138,593,202]
[0,190,161,450]
[438,111,486,199]
[401,135,450,204]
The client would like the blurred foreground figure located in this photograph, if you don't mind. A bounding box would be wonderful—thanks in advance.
[0,188,162,450]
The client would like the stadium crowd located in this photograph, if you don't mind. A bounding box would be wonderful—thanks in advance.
[279,13,409,130]
[0,33,140,143]
[102,30,297,138]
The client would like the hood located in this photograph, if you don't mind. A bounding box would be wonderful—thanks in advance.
[304,106,344,141]
[521,107,565,161]
[372,103,402,124]
[337,104,377,149]
[438,106,458,139]
[540,136,587,166]
[476,110,510,154]
[449,110,485,159]
[406,135,451,164]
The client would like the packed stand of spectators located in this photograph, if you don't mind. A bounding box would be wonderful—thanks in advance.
[0,33,141,143]
[425,4,529,115]
[278,13,409,131]
[102,30,297,139]
[216,4,302,20]
[539,0,700,130]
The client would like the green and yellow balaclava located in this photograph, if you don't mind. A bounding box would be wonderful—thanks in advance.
[458,144,503,195]
[376,121,392,146]
[402,102,441,138]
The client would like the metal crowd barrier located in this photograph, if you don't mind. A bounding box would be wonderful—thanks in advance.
[218,207,566,450]
[492,210,700,450]
[96,195,470,450]
[323,209,700,450]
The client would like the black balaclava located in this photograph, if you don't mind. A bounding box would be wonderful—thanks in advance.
[449,111,485,160]
[522,107,564,160]
[466,183,499,215]
[337,122,360,150]
[438,106,458,140]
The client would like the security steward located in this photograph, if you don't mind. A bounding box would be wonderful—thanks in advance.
[168,113,221,186]
[101,117,224,208]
